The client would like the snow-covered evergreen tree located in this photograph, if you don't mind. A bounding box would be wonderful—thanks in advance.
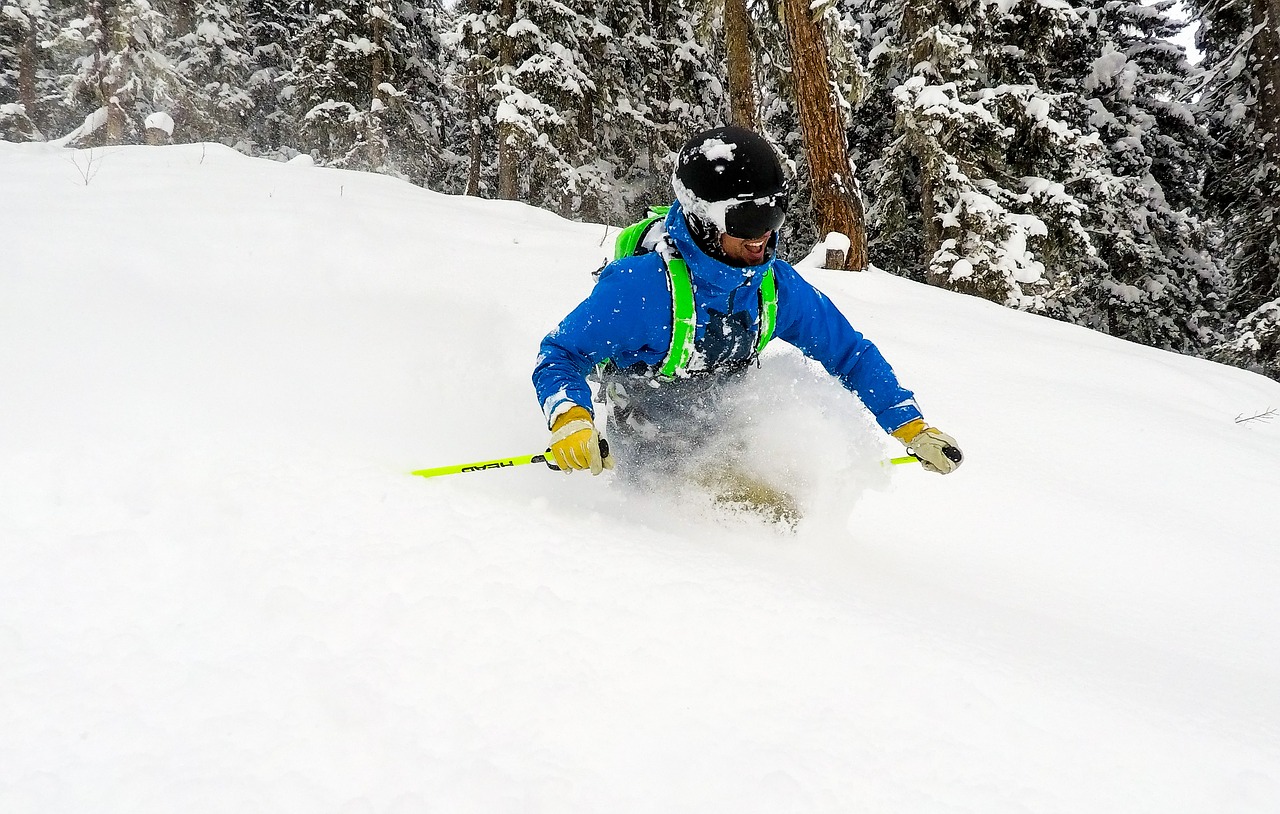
[171,0,255,142]
[447,0,722,221]
[838,0,915,271]
[1042,0,1225,354]
[746,0,815,255]
[1188,0,1280,379]
[576,0,659,220]
[442,0,495,196]
[50,0,192,144]
[240,0,304,154]
[847,0,1224,359]
[488,0,605,213]
[594,0,724,218]
[1222,300,1280,378]
[282,0,447,182]
[400,0,456,191]
[1,0,53,139]
[860,0,1104,308]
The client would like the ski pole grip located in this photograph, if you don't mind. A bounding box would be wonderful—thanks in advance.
[541,437,610,471]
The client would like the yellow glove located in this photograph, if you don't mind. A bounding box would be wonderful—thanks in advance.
[891,419,963,474]
[549,406,614,475]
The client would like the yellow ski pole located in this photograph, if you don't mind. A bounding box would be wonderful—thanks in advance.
[411,439,612,478]
[411,451,550,478]
[414,443,914,478]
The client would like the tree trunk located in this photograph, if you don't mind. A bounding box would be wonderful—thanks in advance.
[575,118,598,219]
[18,25,37,118]
[174,0,196,37]
[780,0,867,270]
[725,0,756,129]
[367,7,386,171]
[899,0,948,279]
[461,0,482,196]
[496,0,519,200]
[1250,0,1280,298]
[1255,0,1280,169]
[466,79,482,196]
[920,159,946,286]
[497,126,518,199]
[576,34,601,220]
[105,96,127,143]
[646,0,670,37]
[90,0,127,144]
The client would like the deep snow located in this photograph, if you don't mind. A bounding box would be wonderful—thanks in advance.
[2,141,1279,812]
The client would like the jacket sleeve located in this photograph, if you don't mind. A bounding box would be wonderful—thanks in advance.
[532,262,670,427]
[771,262,924,434]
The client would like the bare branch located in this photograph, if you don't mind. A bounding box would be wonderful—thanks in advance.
[1234,408,1277,424]
[66,148,105,186]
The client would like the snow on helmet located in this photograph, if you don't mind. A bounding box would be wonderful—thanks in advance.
[672,126,788,240]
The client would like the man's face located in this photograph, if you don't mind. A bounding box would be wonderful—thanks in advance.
[720,231,772,266]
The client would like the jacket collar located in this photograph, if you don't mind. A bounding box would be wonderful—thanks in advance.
[664,200,775,292]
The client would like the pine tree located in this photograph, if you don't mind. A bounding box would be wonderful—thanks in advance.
[1,0,52,139]
[50,0,191,144]
[839,0,916,274]
[724,0,755,128]
[748,0,812,255]
[283,0,446,182]
[591,0,723,219]
[1190,0,1280,378]
[241,0,305,154]
[780,0,866,269]
[484,0,606,213]
[401,0,455,190]
[867,0,1113,307]
[572,0,653,221]
[1041,0,1225,354]
[443,0,494,195]
[846,0,1225,356]
[447,0,723,221]
[628,0,726,205]
[171,0,255,142]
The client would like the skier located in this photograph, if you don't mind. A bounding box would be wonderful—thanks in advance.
[532,126,961,511]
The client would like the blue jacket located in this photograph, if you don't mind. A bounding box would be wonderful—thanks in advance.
[533,201,923,434]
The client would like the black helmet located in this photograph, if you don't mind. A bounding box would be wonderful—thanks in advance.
[672,125,788,240]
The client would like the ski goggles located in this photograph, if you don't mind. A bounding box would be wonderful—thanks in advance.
[723,193,788,240]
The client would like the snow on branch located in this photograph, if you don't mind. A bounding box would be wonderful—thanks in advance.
[49,107,109,148]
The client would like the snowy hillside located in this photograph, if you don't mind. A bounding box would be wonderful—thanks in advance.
[3,141,1279,812]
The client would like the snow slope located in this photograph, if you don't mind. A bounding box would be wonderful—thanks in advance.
[3,141,1279,812]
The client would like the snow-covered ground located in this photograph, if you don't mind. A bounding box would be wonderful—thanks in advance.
[3,141,1279,812]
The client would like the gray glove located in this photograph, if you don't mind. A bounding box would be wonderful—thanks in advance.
[894,423,964,474]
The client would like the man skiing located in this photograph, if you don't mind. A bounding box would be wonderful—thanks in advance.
[532,126,961,510]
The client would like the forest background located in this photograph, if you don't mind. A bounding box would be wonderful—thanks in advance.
[2,0,1278,380]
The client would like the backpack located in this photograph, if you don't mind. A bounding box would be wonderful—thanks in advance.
[608,205,777,380]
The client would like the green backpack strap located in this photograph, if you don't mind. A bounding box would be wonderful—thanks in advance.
[756,265,777,354]
[658,260,773,379]
[613,205,670,261]
[608,204,775,379]
[658,256,696,379]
